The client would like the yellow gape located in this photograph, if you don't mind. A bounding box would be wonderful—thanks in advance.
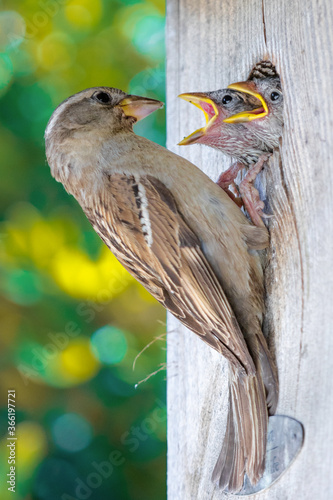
[177,93,220,145]
[223,82,269,123]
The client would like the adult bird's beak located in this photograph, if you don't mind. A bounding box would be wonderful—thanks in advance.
[119,95,164,121]
[177,92,220,145]
[223,81,268,123]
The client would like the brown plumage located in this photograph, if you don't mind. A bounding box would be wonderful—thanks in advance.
[178,61,283,227]
[45,87,278,492]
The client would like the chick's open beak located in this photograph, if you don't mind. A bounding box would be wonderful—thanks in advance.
[223,81,268,123]
[177,92,220,145]
[119,95,164,121]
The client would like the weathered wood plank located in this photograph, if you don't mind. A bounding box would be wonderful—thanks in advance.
[166,1,333,498]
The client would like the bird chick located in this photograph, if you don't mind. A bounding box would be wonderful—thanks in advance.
[229,61,283,151]
[178,61,283,227]
[45,87,278,492]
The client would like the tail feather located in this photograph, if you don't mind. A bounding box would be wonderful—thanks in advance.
[229,433,245,492]
[212,319,279,493]
[257,334,279,414]
[212,405,234,489]
[212,391,246,491]
[212,365,268,493]
[245,374,267,481]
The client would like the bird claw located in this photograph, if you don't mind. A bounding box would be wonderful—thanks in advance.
[237,155,272,227]
[239,182,268,227]
[216,158,273,226]
[216,162,245,208]
[246,190,273,220]
[216,162,244,189]
[260,212,274,219]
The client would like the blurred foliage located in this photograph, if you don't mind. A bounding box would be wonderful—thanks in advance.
[0,1,166,499]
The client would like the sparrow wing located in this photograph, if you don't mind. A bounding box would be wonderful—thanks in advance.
[84,172,255,375]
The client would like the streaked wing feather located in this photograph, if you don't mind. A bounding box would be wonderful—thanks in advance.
[84,172,255,375]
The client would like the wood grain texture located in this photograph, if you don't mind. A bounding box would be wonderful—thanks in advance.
[166,1,333,498]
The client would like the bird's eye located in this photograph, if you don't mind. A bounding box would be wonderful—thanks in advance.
[92,91,112,104]
[222,95,233,105]
[270,91,281,102]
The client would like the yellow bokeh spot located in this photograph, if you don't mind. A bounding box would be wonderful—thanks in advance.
[20,338,100,388]
[6,226,28,255]
[65,0,102,28]
[30,219,64,267]
[37,33,75,71]
[60,338,99,382]
[2,203,134,301]
[16,422,47,473]
[52,245,132,300]
[52,248,101,298]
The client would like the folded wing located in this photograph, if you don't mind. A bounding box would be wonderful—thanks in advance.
[83,171,255,376]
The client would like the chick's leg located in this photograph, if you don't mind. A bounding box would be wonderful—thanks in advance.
[216,162,244,207]
[239,155,270,227]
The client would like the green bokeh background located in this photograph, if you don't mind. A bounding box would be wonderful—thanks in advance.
[0,1,167,499]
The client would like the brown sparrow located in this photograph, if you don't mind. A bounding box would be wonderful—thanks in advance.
[45,87,278,492]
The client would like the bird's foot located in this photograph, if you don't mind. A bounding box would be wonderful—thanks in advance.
[238,154,272,227]
[239,180,267,227]
[228,183,243,208]
[216,162,244,207]
[216,161,244,189]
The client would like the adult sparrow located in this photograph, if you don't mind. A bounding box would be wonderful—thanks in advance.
[178,61,283,227]
[45,87,278,492]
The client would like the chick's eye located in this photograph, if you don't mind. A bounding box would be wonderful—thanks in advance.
[270,91,281,102]
[222,95,233,105]
[93,91,111,104]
